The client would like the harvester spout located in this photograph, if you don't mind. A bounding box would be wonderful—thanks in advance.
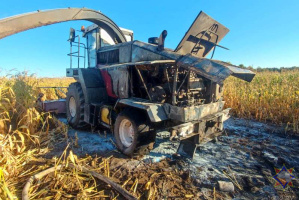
[0,8,126,43]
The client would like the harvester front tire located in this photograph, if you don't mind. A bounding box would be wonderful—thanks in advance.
[66,82,86,129]
[114,109,156,157]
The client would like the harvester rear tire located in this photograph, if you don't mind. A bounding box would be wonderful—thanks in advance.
[66,82,87,129]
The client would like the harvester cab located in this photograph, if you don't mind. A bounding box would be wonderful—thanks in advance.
[67,25,133,69]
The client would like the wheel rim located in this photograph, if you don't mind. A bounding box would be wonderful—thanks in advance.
[69,96,76,118]
[119,119,134,147]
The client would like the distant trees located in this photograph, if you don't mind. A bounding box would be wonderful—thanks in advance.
[238,64,246,69]
[236,64,299,72]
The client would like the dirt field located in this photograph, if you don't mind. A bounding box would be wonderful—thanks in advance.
[43,117,299,199]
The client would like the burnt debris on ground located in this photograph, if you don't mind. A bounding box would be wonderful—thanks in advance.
[46,117,299,199]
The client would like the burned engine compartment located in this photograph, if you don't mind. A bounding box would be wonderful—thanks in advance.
[131,64,223,107]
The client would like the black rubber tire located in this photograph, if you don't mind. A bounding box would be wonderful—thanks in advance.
[114,109,156,157]
[66,82,86,128]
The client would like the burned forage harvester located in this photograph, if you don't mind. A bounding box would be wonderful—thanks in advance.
[65,11,255,158]
[0,8,255,158]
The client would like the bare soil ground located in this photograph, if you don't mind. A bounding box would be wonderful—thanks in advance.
[45,117,299,199]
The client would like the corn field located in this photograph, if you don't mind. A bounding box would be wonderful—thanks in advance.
[36,77,75,100]
[224,69,299,133]
[0,70,298,199]
[0,72,68,199]
[0,73,199,199]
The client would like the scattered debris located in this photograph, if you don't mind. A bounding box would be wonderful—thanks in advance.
[22,163,138,200]
[218,181,234,192]
[52,117,299,199]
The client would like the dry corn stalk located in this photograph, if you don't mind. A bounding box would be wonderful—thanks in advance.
[22,164,137,200]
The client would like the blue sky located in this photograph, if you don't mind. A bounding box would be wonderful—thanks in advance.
[0,0,298,77]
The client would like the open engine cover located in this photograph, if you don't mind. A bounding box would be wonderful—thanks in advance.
[175,11,229,58]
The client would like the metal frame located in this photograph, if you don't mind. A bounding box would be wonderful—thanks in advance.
[67,35,86,68]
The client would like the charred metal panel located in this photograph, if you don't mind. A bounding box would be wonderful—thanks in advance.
[131,45,168,62]
[80,68,105,88]
[117,98,168,122]
[184,101,225,121]
[77,68,107,104]
[176,108,230,159]
[205,82,223,103]
[98,49,119,64]
[213,60,256,82]
[175,11,229,58]
[163,101,225,122]
[131,41,178,62]
[0,8,126,43]
[98,60,175,69]
[176,55,232,83]
[172,108,230,140]
[132,41,181,61]
[118,98,228,123]
[101,66,130,99]
[131,41,255,83]
[119,45,132,63]
[98,42,132,64]
[98,41,133,51]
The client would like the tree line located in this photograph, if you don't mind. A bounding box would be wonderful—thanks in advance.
[237,64,299,72]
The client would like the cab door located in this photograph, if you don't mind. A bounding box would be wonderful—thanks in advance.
[86,29,98,68]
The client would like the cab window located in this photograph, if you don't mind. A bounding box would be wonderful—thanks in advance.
[100,28,115,47]
[86,29,97,68]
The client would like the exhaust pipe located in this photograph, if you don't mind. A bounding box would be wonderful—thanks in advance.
[157,30,167,51]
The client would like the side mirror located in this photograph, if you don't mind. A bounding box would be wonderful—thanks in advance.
[69,28,76,43]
